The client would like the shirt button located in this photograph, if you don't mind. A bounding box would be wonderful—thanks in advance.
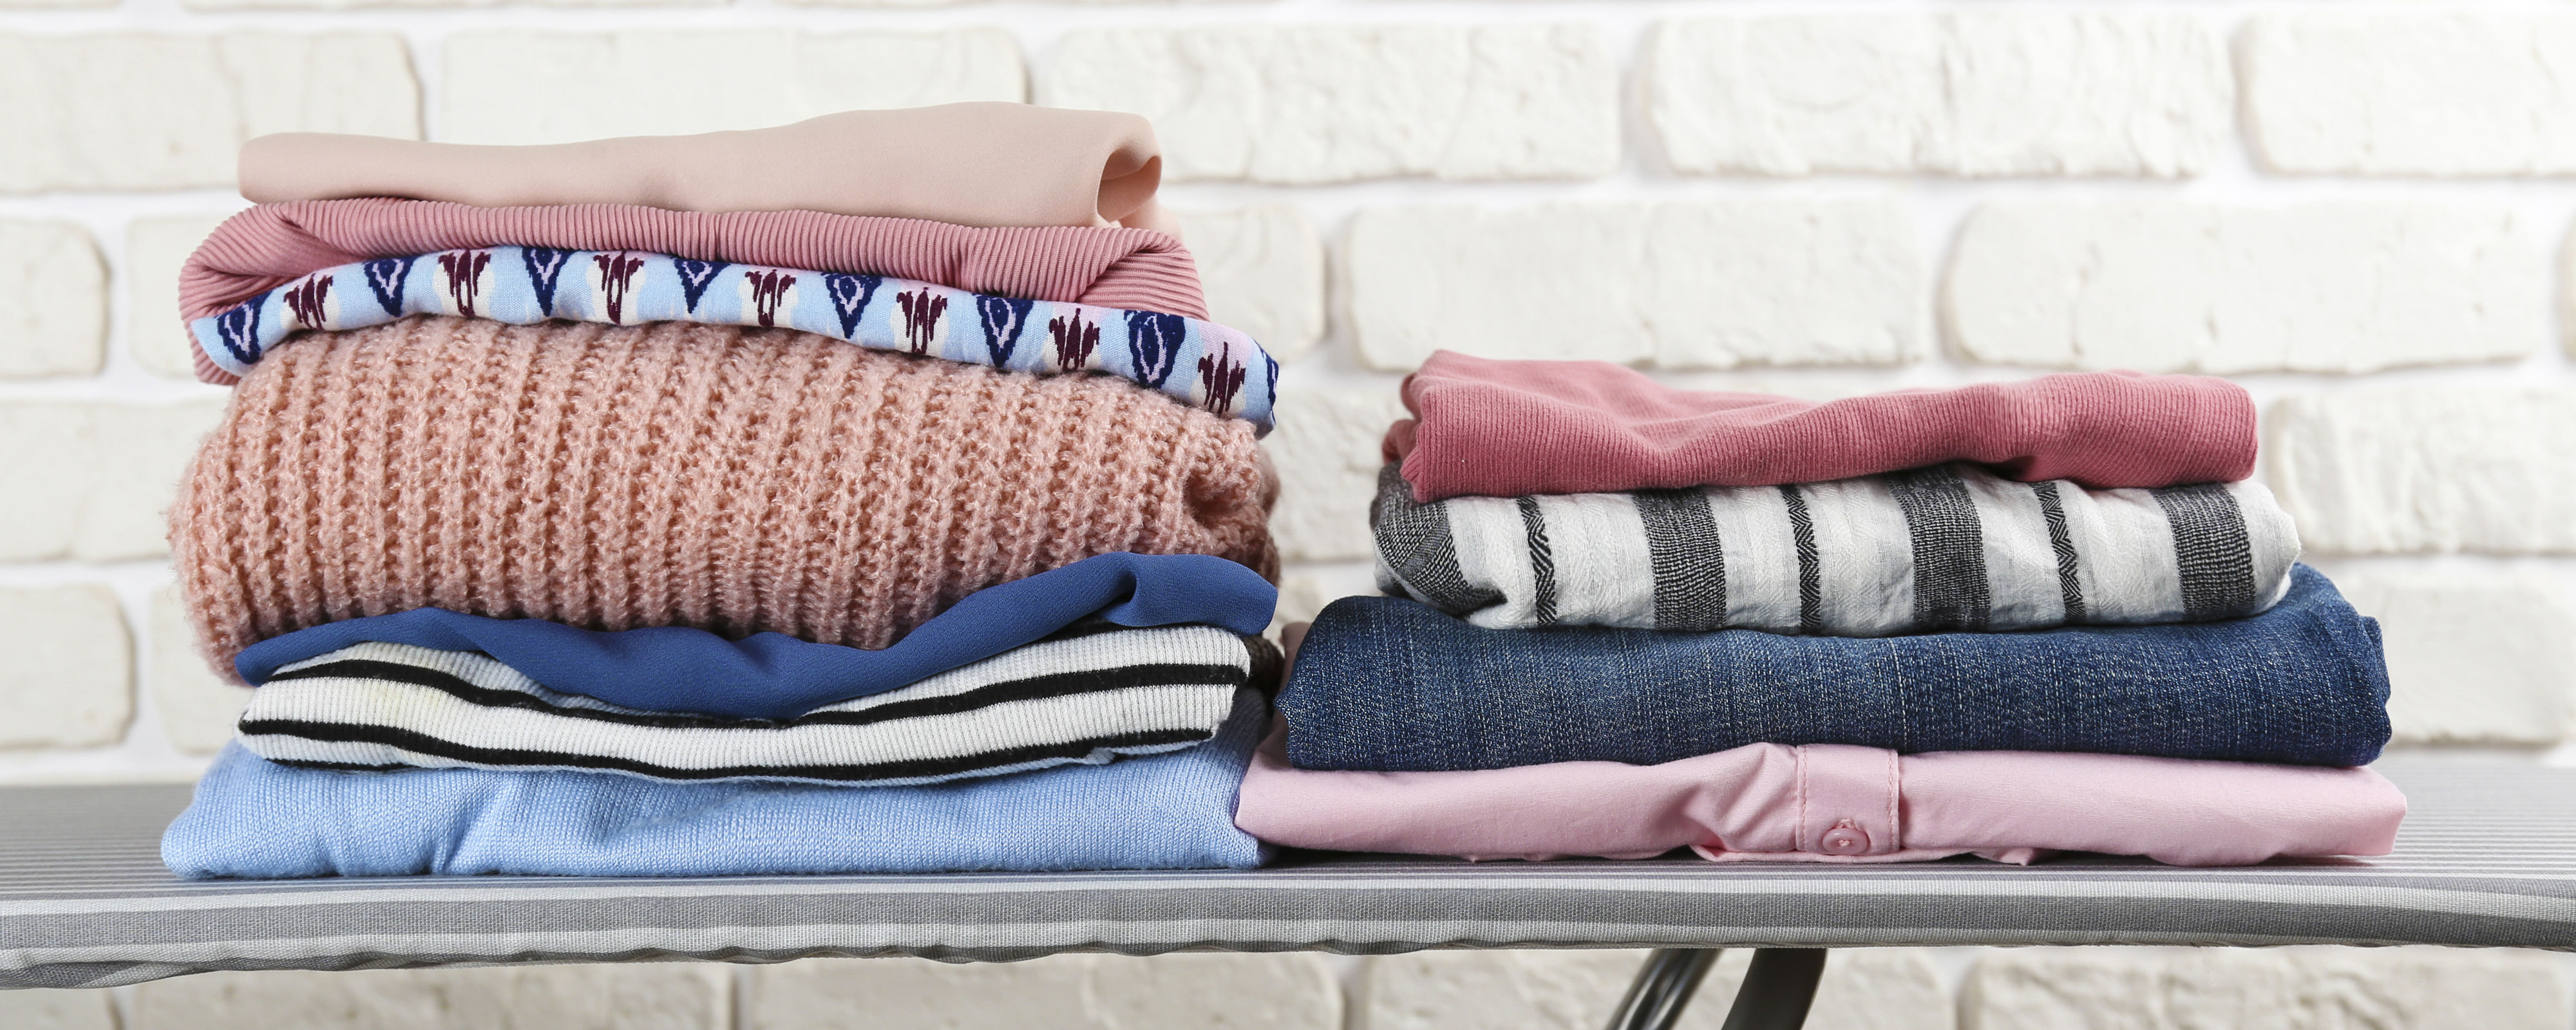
[1821,819,1868,853]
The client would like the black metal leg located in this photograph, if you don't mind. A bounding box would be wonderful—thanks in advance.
[1605,948,1829,1030]
[1718,948,1828,1030]
[1604,948,1721,1030]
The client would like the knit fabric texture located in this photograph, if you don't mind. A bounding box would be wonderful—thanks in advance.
[1388,351,2259,500]
[171,315,1279,674]
[179,198,1210,386]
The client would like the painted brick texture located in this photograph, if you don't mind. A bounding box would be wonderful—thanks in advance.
[127,964,732,1029]
[0,586,131,749]
[2268,389,2576,555]
[1345,201,1922,370]
[0,221,105,378]
[0,33,417,192]
[1947,201,2546,373]
[0,401,225,563]
[2338,572,2576,746]
[1651,14,2230,177]
[1047,24,1620,183]
[2245,13,2576,176]
[1174,205,1326,360]
[441,31,1024,144]
[125,214,239,379]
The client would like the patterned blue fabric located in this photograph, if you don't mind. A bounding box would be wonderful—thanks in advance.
[1281,565,2391,771]
[234,553,1278,720]
[194,247,1278,433]
[163,691,1271,878]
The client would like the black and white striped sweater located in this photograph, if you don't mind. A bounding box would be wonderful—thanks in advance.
[1374,464,2298,636]
[238,624,1277,787]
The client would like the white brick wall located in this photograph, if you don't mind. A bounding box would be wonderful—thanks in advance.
[1345,200,1922,371]
[1174,205,1326,360]
[0,401,225,562]
[1650,14,2230,177]
[0,586,130,749]
[128,964,732,1029]
[1048,24,1619,183]
[1965,946,2573,1029]
[2244,14,2576,176]
[1947,201,2546,373]
[124,214,238,380]
[149,586,249,754]
[2337,572,2576,747]
[0,221,104,379]
[6,0,2576,1022]
[2267,389,2576,555]
[0,33,417,192]
[0,988,113,1030]
[441,31,1025,144]
[1263,388,1405,562]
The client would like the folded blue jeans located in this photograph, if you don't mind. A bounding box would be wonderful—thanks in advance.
[164,689,1271,877]
[1280,565,2389,771]
[233,553,1276,719]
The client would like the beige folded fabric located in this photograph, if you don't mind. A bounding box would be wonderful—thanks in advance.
[239,103,1171,232]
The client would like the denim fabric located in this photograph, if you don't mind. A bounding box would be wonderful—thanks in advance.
[234,553,1276,719]
[164,689,1271,878]
[1280,565,2389,771]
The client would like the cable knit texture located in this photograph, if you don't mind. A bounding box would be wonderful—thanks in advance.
[171,315,1277,675]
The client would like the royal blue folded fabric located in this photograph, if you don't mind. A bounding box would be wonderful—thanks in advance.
[164,690,1271,878]
[233,553,1276,719]
[1280,565,2389,771]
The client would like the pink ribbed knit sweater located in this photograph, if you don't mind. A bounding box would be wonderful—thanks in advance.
[170,316,1278,673]
[1388,351,2260,500]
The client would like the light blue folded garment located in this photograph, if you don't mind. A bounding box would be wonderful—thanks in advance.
[165,691,1271,878]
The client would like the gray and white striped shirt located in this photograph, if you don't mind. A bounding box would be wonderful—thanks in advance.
[1373,464,2300,637]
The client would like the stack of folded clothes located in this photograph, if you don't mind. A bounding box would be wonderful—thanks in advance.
[1236,351,2406,866]
[158,104,1292,878]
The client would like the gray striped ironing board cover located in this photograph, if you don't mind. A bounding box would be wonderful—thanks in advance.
[0,763,2569,989]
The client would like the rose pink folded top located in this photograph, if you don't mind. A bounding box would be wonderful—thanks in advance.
[177,198,1209,386]
[1236,727,2404,867]
[241,103,1171,232]
[1385,351,2259,501]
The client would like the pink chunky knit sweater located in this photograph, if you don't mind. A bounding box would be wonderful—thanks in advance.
[170,316,1278,673]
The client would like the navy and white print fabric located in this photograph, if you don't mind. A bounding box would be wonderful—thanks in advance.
[193,247,1279,432]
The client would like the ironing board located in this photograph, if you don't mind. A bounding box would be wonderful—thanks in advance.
[1,763,2568,1029]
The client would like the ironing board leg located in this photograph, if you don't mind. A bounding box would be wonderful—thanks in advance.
[1604,948,1828,1030]
[1604,948,1721,1030]
[1718,949,1828,1030]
